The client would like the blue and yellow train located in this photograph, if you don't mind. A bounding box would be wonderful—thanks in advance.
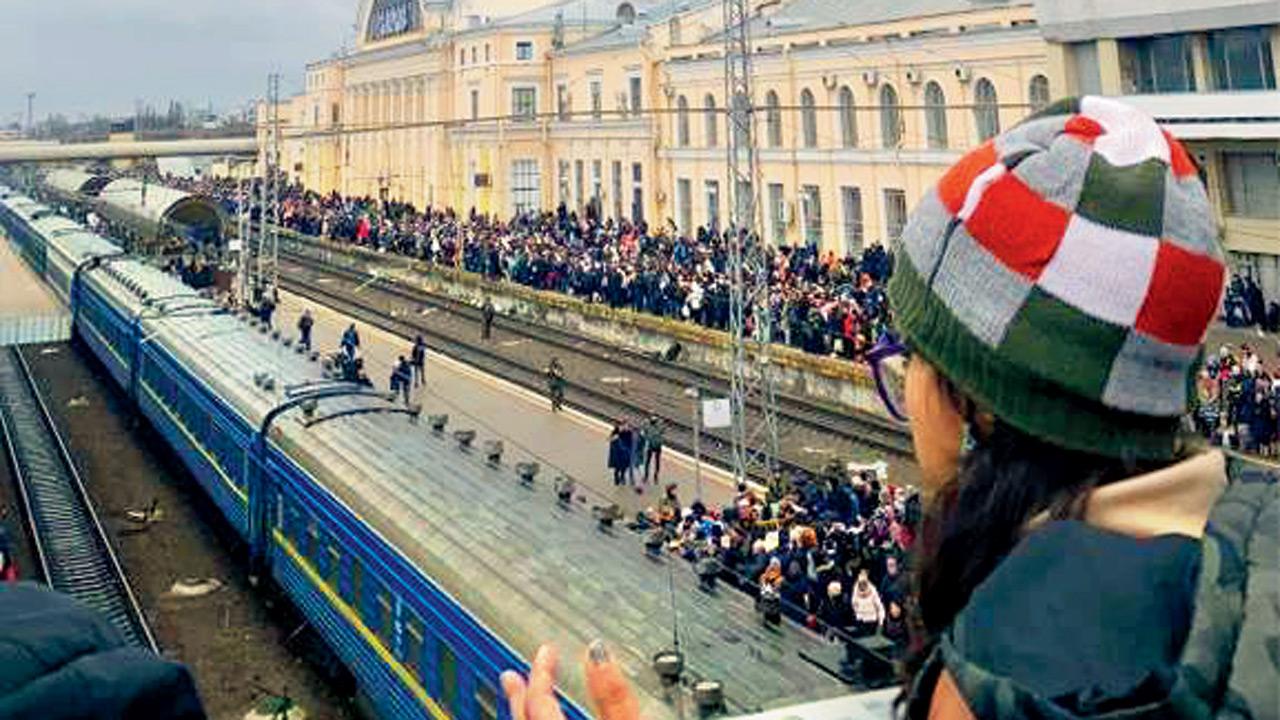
[0,185,854,720]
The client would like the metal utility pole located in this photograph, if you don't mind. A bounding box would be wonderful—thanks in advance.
[722,0,780,490]
[25,92,34,137]
[256,73,282,302]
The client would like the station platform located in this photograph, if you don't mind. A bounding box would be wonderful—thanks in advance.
[274,291,741,515]
[0,238,69,346]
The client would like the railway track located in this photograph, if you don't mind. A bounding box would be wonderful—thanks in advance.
[275,242,916,486]
[0,345,156,651]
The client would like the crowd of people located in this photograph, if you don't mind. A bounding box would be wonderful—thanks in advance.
[166,175,897,363]
[631,463,917,653]
[1194,343,1280,456]
[1222,274,1279,331]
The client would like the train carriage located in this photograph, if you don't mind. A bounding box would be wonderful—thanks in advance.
[0,190,871,720]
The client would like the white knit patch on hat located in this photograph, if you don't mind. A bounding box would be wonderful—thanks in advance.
[957,163,1007,221]
[1081,96,1170,167]
[1038,214,1160,327]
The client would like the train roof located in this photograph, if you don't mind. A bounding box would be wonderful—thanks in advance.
[49,227,858,718]
[96,178,225,243]
[44,168,113,198]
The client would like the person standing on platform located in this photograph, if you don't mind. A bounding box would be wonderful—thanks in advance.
[341,323,360,360]
[607,422,631,487]
[629,424,647,492]
[643,416,664,484]
[297,309,314,352]
[481,298,496,341]
[411,335,427,388]
[395,356,414,404]
[546,357,566,412]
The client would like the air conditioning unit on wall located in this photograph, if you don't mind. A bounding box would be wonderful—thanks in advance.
[861,69,879,87]
[905,68,923,85]
[952,64,972,83]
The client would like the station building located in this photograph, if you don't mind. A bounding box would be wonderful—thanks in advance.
[1035,0,1280,299]
[270,0,1053,253]
[271,0,1277,279]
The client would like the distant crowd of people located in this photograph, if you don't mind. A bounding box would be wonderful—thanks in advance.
[1223,274,1279,331]
[165,175,897,363]
[1194,343,1280,456]
[633,465,918,652]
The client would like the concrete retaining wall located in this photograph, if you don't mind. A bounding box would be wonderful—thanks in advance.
[283,235,887,418]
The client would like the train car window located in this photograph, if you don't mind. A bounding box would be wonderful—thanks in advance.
[325,542,340,589]
[403,611,424,679]
[304,519,318,560]
[376,591,394,648]
[345,558,363,607]
[476,683,499,720]
[439,644,460,718]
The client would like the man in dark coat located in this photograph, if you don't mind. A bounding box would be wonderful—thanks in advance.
[481,298,496,340]
[297,309,314,351]
[411,335,427,387]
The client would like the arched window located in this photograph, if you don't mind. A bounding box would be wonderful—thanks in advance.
[924,81,948,149]
[765,90,782,148]
[879,84,901,149]
[974,78,1000,141]
[676,95,690,147]
[1028,74,1050,113]
[799,88,818,148]
[367,0,420,41]
[838,86,857,148]
[704,94,718,147]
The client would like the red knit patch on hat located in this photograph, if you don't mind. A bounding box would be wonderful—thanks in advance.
[1064,115,1105,142]
[937,140,998,214]
[964,173,1069,280]
[1135,242,1226,346]
[1163,130,1199,179]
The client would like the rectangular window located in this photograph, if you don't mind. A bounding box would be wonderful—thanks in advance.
[1071,41,1102,96]
[677,178,693,236]
[841,186,864,255]
[515,41,534,61]
[590,80,603,120]
[705,179,720,231]
[375,591,393,647]
[476,684,500,720]
[611,160,623,220]
[440,644,460,717]
[511,87,536,121]
[304,520,318,561]
[769,182,786,245]
[574,160,584,209]
[557,83,570,121]
[631,162,644,222]
[1119,34,1196,93]
[1222,151,1280,219]
[403,611,424,678]
[801,185,823,246]
[345,558,363,606]
[1208,27,1277,91]
[511,159,540,215]
[470,89,479,121]
[325,543,341,589]
[629,76,642,116]
[591,160,603,208]
[558,160,570,207]
[331,103,340,125]
[884,188,908,242]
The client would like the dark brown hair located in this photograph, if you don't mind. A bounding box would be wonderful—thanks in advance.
[899,414,1174,718]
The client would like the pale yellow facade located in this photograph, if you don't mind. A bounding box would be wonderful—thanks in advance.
[274,0,1056,254]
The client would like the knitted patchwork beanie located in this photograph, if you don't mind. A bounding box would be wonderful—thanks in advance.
[887,96,1226,460]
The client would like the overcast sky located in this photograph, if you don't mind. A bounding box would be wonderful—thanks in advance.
[0,0,356,124]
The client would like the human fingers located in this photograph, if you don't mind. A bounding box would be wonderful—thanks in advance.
[584,640,641,720]
[501,670,529,720]
[526,644,567,720]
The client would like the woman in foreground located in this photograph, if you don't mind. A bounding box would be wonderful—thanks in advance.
[501,96,1278,720]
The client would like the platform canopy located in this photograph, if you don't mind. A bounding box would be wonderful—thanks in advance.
[96,177,226,250]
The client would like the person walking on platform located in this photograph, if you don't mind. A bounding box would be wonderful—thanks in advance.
[607,422,631,487]
[500,97,1279,720]
[297,309,314,352]
[546,357,566,412]
[411,335,427,388]
[629,424,647,491]
[481,298,496,341]
[643,416,664,484]
[341,323,360,360]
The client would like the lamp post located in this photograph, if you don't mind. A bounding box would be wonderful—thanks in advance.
[683,386,703,501]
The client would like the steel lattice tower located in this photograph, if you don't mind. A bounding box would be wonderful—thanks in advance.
[722,0,780,489]
[257,72,282,298]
